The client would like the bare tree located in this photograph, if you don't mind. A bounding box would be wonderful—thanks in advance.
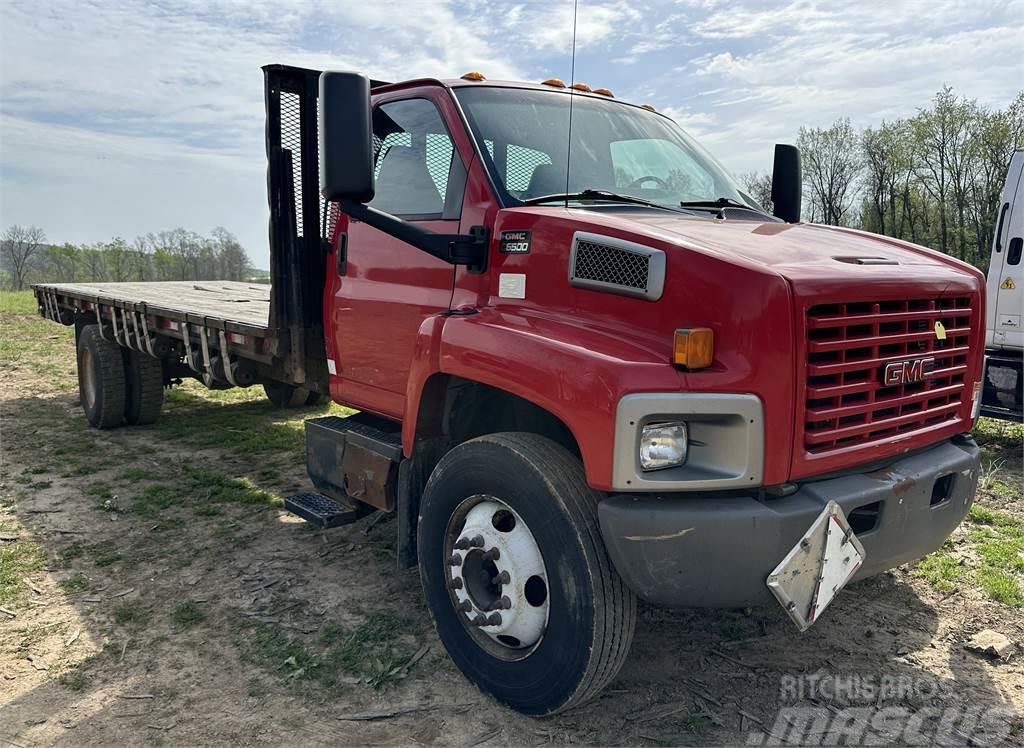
[739,171,774,214]
[798,119,863,226]
[1,225,47,290]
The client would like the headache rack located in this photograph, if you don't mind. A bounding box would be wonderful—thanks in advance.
[800,296,975,462]
[263,65,391,385]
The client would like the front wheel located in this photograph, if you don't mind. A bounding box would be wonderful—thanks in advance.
[417,433,636,715]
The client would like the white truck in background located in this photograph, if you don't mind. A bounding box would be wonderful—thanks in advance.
[983,149,1024,421]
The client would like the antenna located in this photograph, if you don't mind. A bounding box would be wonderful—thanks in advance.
[564,0,579,206]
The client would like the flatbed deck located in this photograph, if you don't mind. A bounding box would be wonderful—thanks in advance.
[33,280,271,332]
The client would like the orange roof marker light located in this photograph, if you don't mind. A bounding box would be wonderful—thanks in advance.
[541,78,566,88]
[640,104,656,112]
[593,88,614,97]
[461,71,486,81]
[570,82,592,92]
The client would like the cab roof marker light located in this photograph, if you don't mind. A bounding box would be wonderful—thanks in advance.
[570,82,592,92]
[593,88,614,97]
[541,78,567,88]
[641,104,656,112]
[461,71,486,81]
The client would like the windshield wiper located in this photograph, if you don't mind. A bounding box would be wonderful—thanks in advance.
[678,197,765,215]
[524,189,690,214]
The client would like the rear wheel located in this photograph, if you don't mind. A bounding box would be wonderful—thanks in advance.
[262,381,316,408]
[417,432,636,715]
[124,350,164,425]
[77,326,126,429]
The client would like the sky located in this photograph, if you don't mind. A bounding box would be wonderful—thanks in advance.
[1,0,1022,269]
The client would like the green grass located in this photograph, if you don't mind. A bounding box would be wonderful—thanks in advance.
[912,547,962,592]
[62,540,122,568]
[240,609,422,692]
[0,541,47,608]
[58,668,90,691]
[131,485,177,518]
[118,468,149,484]
[0,290,39,315]
[916,504,1023,607]
[58,574,91,593]
[172,601,206,628]
[113,600,149,626]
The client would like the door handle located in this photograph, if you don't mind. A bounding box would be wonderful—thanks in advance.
[995,203,1009,252]
[336,232,348,275]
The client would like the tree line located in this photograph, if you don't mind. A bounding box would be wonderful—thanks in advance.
[0,226,256,291]
[741,86,1024,271]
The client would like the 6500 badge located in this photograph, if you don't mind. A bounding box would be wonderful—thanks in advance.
[500,230,531,254]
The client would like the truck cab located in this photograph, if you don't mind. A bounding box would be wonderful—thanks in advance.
[982,149,1023,419]
[309,67,985,712]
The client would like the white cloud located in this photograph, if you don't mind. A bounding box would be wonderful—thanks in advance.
[1,0,1021,266]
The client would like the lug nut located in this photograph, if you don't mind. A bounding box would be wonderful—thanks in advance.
[457,599,472,613]
[482,547,500,561]
[485,613,502,626]
[496,595,512,610]
[454,535,485,550]
[449,554,462,567]
[470,614,488,627]
[449,577,463,590]
[492,570,511,585]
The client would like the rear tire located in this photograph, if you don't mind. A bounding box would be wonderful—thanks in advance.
[262,381,312,408]
[417,432,636,715]
[77,326,126,429]
[124,350,164,425]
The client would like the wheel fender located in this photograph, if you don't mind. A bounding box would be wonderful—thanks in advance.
[402,310,681,490]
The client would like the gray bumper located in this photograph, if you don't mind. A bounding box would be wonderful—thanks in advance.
[598,435,981,608]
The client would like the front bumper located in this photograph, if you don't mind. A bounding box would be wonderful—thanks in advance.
[598,435,980,608]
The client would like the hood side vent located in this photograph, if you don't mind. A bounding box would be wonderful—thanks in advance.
[568,231,666,301]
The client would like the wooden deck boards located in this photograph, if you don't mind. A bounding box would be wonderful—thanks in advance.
[38,281,271,328]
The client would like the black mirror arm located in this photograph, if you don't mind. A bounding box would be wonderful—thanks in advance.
[338,200,488,273]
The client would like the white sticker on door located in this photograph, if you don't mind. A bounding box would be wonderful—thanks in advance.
[498,273,526,299]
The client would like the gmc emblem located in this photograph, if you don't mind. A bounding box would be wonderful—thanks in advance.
[882,357,935,386]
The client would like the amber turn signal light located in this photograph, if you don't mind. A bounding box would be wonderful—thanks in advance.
[673,328,714,369]
[461,71,486,81]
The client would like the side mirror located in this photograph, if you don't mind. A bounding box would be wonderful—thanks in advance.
[771,144,801,223]
[319,71,375,203]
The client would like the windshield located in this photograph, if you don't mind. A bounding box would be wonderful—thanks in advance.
[453,86,754,211]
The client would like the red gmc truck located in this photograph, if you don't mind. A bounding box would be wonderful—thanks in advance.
[33,64,986,715]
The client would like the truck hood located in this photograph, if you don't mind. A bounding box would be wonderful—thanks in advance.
[596,210,967,279]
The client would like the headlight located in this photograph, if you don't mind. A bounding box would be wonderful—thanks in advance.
[639,422,688,471]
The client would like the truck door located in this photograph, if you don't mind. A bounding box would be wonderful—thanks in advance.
[327,95,467,418]
[988,150,1024,350]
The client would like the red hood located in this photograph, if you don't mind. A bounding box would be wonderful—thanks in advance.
[588,210,976,280]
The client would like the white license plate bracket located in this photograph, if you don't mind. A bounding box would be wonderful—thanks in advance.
[766,500,866,631]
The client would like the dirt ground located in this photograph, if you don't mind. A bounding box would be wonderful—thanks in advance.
[1,291,1022,747]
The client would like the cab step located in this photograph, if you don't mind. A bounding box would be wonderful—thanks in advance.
[283,492,362,528]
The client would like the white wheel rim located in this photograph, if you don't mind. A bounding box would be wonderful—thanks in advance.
[446,497,550,657]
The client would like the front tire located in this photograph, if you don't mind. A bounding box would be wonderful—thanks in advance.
[77,326,126,429]
[417,433,636,715]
